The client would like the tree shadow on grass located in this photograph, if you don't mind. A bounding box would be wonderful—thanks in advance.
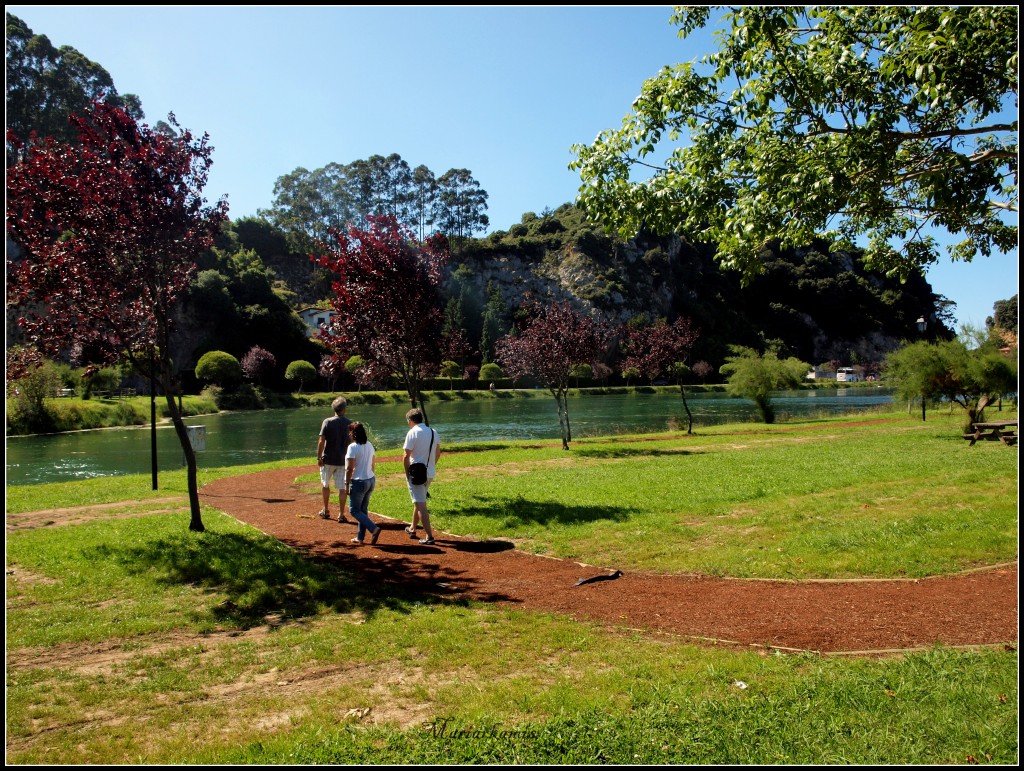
[88,530,514,630]
[442,494,627,527]
[199,491,300,505]
[445,443,548,454]
[572,447,696,459]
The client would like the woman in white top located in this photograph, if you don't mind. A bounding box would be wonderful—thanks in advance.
[344,422,381,545]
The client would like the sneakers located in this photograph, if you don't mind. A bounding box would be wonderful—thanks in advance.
[350,537,363,545]
[337,515,350,524]
[370,527,382,546]
[318,509,330,520]
[419,537,435,546]
[405,525,418,539]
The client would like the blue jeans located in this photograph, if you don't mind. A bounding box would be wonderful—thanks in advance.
[348,477,377,540]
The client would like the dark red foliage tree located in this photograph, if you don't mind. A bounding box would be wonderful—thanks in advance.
[692,360,714,385]
[313,215,448,424]
[622,317,701,433]
[441,326,472,366]
[496,300,612,449]
[6,99,228,531]
[318,353,345,392]
[240,345,276,385]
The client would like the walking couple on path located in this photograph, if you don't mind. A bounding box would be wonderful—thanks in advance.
[317,398,441,547]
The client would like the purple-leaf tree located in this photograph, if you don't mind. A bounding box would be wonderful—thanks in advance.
[240,345,276,385]
[622,317,701,433]
[496,300,612,449]
[441,326,472,367]
[318,353,345,392]
[692,360,714,385]
[6,99,228,531]
[313,215,448,424]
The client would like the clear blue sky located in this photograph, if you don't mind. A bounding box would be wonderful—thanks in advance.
[8,5,1018,330]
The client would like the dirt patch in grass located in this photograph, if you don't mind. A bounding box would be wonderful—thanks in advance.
[193,466,1017,656]
[6,625,277,675]
[5,498,187,532]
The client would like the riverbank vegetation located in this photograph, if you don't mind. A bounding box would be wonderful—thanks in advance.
[6,412,1017,764]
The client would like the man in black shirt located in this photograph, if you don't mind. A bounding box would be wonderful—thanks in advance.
[317,396,353,522]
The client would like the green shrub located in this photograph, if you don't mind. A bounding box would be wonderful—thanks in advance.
[479,362,504,381]
[213,383,267,411]
[7,360,63,433]
[77,365,123,399]
[195,351,242,388]
[284,360,317,393]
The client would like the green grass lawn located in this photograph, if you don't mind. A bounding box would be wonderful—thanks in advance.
[5,410,1018,764]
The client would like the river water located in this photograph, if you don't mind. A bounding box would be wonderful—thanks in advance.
[5,389,893,486]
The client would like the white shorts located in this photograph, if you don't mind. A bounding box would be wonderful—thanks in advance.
[320,464,344,489]
[407,477,432,504]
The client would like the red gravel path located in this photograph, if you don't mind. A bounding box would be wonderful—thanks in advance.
[199,466,1018,655]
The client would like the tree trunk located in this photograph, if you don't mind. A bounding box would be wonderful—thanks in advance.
[974,393,994,424]
[552,389,570,450]
[163,390,204,532]
[678,383,694,434]
[410,382,430,426]
[563,390,573,443]
[756,395,775,424]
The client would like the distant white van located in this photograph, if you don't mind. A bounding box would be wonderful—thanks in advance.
[836,367,861,383]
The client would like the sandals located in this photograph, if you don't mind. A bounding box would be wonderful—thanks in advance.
[419,537,435,546]
[320,509,351,524]
[405,525,418,539]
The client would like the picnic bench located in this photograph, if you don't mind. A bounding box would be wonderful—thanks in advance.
[963,420,1018,446]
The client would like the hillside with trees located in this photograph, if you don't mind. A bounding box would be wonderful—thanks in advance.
[226,196,953,382]
[446,203,952,373]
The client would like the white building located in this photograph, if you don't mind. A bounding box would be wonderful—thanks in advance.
[806,365,836,380]
[297,307,337,338]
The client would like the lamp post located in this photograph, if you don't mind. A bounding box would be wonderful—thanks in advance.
[916,317,927,421]
[150,348,158,490]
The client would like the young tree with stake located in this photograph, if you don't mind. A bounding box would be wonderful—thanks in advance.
[622,317,701,433]
[6,100,228,531]
[496,300,612,450]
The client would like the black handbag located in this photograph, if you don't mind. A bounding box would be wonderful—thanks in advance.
[408,428,434,485]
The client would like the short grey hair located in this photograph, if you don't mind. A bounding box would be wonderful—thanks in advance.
[332,396,348,415]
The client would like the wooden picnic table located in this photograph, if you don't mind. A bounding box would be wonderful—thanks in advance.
[963,419,1018,446]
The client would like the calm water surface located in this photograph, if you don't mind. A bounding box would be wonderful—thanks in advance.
[5,389,893,486]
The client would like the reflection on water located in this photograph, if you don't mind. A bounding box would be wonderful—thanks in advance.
[5,389,893,486]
